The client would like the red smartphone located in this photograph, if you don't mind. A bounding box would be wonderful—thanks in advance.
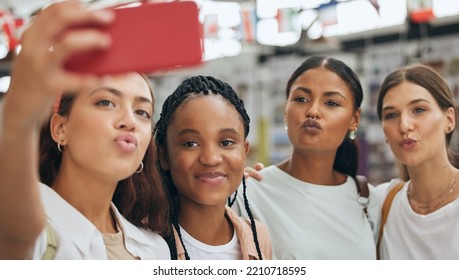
[65,1,203,75]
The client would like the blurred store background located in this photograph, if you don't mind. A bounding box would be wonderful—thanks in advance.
[1,0,459,185]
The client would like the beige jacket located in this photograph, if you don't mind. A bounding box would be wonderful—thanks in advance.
[174,206,272,260]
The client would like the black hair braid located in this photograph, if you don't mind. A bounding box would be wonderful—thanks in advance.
[165,226,178,260]
[154,75,255,260]
[172,217,191,260]
[242,176,263,260]
[227,190,238,207]
[164,198,179,260]
[155,153,180,259]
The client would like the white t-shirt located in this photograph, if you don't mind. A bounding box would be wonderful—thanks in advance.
[179,226,242,260]
[31,183,170,259]
[232,165,380,260]
[375,179,459,259]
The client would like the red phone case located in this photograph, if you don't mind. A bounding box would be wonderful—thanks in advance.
[65,1,203,75]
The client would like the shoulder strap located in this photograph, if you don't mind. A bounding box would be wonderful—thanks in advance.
[376,182,404,259]
[41,223,58,260]
[354,175,370,217]
[355,175,370,198]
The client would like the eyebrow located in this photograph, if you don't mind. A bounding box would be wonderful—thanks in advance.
[176,128,241,137]
[382,98,431,112]
[293,86,347,100]
[90,87,152,105]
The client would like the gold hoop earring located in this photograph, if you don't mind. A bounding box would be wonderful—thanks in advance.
[136,162,144,174]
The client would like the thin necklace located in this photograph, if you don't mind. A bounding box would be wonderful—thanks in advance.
[407,171,459,214]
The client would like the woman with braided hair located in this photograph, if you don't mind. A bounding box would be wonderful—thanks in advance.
[154,75,272,260]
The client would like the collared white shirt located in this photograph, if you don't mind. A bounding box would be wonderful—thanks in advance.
[30,183,170,260]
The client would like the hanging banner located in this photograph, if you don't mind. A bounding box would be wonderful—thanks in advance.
[240,8,257,43]
[318,1,338,27]
[277,8,298,33]
[407,0,434,23]
[204,14,219,39]
[0,9,23,52]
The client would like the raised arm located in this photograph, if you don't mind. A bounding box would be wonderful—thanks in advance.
[0,0,114,259]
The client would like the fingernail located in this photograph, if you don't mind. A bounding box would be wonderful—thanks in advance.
[96,9,115,21]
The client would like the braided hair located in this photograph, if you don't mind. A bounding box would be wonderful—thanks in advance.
[154,75,262,260]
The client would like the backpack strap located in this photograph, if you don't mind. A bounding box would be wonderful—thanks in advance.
[41,223,58,260]
[376,182,404,259]
[354,175,370,218]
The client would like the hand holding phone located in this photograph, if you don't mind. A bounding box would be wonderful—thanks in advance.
[65,1,203,75]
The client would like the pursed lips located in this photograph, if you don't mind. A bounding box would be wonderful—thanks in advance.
[302,119,321,132]
[114,133,138,153]
[399,138,417,149]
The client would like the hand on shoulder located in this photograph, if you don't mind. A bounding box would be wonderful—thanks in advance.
[244,162,264,181]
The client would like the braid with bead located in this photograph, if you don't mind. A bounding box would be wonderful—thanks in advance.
[154,75,262,259]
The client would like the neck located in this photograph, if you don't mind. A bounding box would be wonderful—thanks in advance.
[407,159,456,199]
[407,162,459,214]
[279,149,346,185]
[177,200,233,246]
[52,166,118,233]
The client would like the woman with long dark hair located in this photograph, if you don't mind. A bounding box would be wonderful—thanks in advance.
[0,1,169,259]
[234,56,380,259]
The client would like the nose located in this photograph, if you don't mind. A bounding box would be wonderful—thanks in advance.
[306,101,321,120]
[399,113,414,134]
[117,108,136,131]
[199,144,222,166]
